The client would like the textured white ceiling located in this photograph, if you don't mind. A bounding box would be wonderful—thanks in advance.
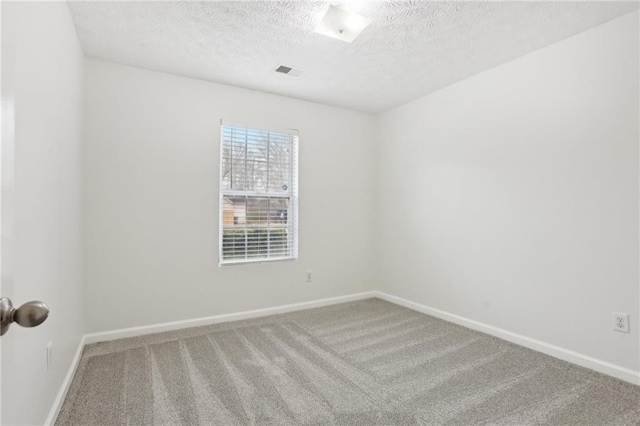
[68,1,639,113]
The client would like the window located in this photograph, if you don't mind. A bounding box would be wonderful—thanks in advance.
[219,123,299,265]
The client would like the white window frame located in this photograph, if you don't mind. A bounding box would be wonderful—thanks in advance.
[218,121,299,266]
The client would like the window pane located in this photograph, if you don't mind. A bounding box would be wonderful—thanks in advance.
[221,196,292,261]
[222,127,294,194]
[222,230,247,260]
[245,160,268,192]
[247,197,269,225]
[268,138,292,193]
[269,197,289,257]
[268,198,289,225]
[246,137,268,160]
[222,196,246,226]
[221,158,231,189]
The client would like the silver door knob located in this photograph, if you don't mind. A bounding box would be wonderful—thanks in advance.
[0,297,49,336]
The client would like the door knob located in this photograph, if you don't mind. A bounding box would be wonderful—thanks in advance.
[0,297,49,336]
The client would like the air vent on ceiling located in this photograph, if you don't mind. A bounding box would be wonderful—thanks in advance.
[274,65,304,77]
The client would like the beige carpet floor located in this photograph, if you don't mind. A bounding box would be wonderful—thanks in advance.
[56,298,640,425]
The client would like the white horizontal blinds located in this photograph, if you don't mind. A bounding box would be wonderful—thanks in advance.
[220,124,298,264]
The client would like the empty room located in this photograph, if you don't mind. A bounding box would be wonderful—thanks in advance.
[1,0,639,425]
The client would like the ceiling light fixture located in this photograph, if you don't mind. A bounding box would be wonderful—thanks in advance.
[313,5,371,43]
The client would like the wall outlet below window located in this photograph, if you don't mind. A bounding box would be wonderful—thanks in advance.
[306,271,313,283]
[613,312,629,333]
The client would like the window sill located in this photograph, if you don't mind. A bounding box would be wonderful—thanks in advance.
[219,256,297,267]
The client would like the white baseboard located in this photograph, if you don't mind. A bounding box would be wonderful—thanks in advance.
[373,291,640,386]
[45,335,86,426]
[83,291,377,344]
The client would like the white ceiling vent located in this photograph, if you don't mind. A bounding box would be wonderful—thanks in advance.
[274,65,304,77]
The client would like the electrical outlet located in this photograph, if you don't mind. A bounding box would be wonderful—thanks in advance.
[613,313,629,333]
[46,341,53,371]
[306,270,313,283]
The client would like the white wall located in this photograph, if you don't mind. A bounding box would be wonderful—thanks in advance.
[84,59,376,332]
[376,11,640,372]
[1,2,85,425]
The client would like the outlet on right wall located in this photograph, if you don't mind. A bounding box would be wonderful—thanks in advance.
[375,11,639,373]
